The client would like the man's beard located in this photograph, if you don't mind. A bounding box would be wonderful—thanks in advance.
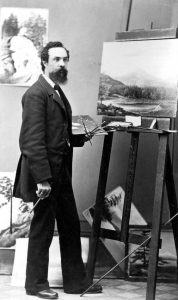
[49,67,68,84]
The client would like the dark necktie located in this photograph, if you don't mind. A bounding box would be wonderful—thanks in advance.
[54,84,62,95]
[54,84,69,110]
[54,84,65,101]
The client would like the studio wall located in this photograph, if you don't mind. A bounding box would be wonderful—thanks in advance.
[0,0,178,225]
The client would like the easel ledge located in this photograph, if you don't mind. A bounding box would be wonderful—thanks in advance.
[115,28,178,41]
[102,115,171,131]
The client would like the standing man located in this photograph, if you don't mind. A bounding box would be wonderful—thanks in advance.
[13,41,102,299]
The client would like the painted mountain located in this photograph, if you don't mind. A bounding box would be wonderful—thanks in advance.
[116,69,175,88]
[100,74,125,86]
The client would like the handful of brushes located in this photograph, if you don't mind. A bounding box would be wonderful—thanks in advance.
[82,120,108,145]
[82,120,135,145]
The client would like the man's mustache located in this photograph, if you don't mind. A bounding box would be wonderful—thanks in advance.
[56,67,68,74]
[59,66,66,70]
[57,66,67,72]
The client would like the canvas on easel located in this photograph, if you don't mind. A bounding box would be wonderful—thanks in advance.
[97,39,178,118]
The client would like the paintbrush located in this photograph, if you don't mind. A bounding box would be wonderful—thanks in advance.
[24,197,42,222]
[82,120,92,145]
[89,121,106,134]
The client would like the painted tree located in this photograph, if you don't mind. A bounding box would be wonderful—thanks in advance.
[24,14,47,54]
[2,14,19,38]
[0,176,13,233]
[98,82,111,104]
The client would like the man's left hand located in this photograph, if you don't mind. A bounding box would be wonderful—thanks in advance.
[83,133,93,143]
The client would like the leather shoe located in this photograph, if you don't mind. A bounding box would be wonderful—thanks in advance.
[72,284,103,294]
[26,289,58,299]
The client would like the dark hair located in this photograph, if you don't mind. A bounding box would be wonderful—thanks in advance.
[41,41,70,71]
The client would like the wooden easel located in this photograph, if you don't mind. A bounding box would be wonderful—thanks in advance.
[86,29,178,300]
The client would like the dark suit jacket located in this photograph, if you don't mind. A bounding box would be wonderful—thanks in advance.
[13,75,84,202]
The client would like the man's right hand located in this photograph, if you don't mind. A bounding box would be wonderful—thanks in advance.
[36,180,51,199]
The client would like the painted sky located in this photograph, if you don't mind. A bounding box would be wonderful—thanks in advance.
[101,39,178,86]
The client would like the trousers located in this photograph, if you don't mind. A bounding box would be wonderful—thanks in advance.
[25,155,89,293]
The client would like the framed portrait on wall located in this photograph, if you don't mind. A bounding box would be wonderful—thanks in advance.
[0,7,48,86]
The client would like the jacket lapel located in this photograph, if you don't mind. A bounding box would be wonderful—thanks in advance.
[56,84,72,123]
[38,74,66,111]
[38,75,72,128]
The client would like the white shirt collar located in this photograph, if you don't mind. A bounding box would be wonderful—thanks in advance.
[42,74,55,88]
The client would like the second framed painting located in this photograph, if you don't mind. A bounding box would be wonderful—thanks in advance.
[126,227,177,282]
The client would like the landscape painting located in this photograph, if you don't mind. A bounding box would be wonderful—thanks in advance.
[97,39,178,118]
[83,186,147,271]
[127,228,177,282]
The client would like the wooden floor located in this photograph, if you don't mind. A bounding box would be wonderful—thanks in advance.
[1,275,178,300]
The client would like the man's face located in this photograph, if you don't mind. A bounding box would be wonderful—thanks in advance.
[44,47,69,84]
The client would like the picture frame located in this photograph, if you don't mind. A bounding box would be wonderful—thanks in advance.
[0,172,33,248]
[83,186,147,273]
[0,7,48,86]
[126,226,177,282]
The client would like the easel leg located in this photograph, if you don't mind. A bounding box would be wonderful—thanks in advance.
[120,132,139,244]
[86,132,113,282]
[146,134,168,300]
[165,145,178,282]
